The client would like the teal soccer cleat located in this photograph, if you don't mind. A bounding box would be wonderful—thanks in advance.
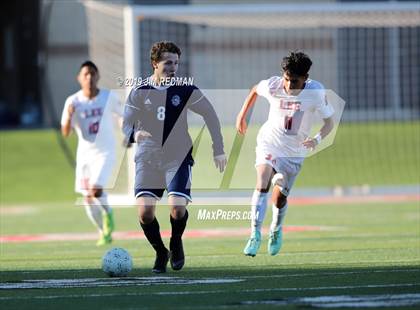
[268,229,283,256]
[243,230,261,257]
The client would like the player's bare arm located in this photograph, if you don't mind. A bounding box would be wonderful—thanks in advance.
[61,103,75,137]
[236,85,258,135]
[302,116,334,149]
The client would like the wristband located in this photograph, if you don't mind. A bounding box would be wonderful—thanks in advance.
[313,133,322,145]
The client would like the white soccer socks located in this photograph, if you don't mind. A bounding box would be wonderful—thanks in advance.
[84,203,103,233]
[251,190,268,233]
[270,203,288,232]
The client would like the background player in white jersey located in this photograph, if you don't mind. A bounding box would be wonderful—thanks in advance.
[236,51,334,256]
[123,41,227,273]
[61,61,123,246]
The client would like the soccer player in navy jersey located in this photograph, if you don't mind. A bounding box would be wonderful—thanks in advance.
[123,41,227,273]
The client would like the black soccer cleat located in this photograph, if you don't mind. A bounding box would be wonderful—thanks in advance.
[169,237,185,271]
[152,249,169,274]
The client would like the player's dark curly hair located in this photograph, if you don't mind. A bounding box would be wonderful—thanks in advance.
[79,60,98,73]
[150,41,181,65]
[281,51,312,76]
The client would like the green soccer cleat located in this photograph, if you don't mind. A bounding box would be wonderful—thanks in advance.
[103,209,115,239]
[268,229,283,256]
[96,233,112,246]
[243,230,261,257]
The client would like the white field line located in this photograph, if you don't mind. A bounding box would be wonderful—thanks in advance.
[1,268,420,291]
[0,277,244,290]
[11,268,420,277]
[0,283,419,300]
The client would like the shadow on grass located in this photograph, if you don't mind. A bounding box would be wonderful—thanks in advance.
[1,265,420,309]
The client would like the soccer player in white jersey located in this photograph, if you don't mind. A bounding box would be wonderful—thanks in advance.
[61,61,123,246]
[236,51,334,256]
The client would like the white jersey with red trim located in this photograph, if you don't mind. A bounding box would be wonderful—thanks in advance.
[61,89,123,161]
[255,76,334,159]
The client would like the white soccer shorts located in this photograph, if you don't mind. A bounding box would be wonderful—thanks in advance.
[255,147,302,196]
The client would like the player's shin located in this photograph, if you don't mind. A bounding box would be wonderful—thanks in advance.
[251,190,268,233]
[268,203,287,255]
[140,217,167,254]
[270,203,288,232]
[84,203,103,233]
[170,209,188,240]
[141,217,169,273]
[96,192,111,213]
[96,193,114,239]
[169,210,188,270]
[244,190,266,256]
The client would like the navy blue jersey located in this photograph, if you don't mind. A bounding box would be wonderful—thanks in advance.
[123,83,224,163]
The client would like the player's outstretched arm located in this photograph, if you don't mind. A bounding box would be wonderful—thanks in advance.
[319,117,334,139]
[236,85,258,135]
[302,116,334,149]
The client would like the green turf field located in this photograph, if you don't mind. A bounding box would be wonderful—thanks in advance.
[0,201,419,309]
[0,122,419,309]
[1,121,419,204]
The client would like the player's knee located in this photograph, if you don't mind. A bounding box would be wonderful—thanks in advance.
[171,206,186,220]
[88,188,103,198]
[92,188,103,198]
[271,173,285,188]
[138,211,154,225]
[136,196,157,224]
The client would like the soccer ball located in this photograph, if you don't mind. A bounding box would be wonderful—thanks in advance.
[102,247,133,277]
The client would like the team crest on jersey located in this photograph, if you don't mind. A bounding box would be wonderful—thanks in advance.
[171,95,181,107]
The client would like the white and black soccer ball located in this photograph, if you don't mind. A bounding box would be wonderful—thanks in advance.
[102,247,133,277]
